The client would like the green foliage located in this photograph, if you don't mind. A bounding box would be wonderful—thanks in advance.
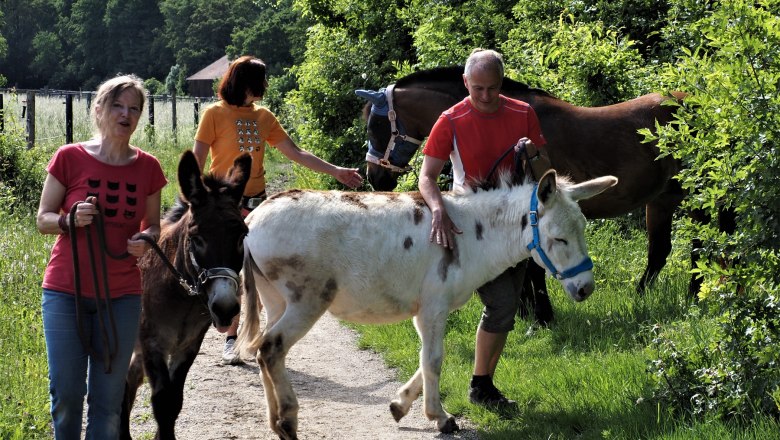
[227,0,311,76]
[144,78,166,95]
[403,0,516,69]
[164,64,186,96]
[0,217,52,440]
[159,0,259,80]
[0,128,48,215]
[644,0,780,421]
[283,10,412,179]
[649,289,780,421]
[505,17,651,105]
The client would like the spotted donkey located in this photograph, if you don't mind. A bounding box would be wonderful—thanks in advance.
[236,170,617,439]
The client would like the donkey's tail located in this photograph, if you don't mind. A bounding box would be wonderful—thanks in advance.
[236,247,264,358]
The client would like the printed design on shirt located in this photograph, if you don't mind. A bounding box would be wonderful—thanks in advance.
[84,178,139,221]
[235,119,262,152]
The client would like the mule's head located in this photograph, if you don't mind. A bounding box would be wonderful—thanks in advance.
[356,88,421,191]
[178,150,251,331]
[527,170,618,302]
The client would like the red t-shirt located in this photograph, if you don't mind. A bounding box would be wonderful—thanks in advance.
[42,144,168,298]
[423,96,546,190]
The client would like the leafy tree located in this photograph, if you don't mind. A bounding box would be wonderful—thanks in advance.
[228,0,312,76]
[504,17,651,106]
[30,31,62,83]
[104,0,170,80]
[58,0,113,88]
[646,0,780,420]
[159,0,259,79]
[278,0,417,185]
[164,64,186,96]
[0,0,59,88]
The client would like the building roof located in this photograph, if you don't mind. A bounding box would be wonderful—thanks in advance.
[186,55,230,81]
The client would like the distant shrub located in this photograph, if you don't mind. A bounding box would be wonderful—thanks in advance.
[0,128,48,215]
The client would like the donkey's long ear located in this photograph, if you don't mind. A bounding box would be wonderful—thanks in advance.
[537,169,559,205]
[568,176,618,202]
[178,150,207,207]
[226,153,252,204]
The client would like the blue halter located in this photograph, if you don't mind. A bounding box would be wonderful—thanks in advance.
[526,185,594,280]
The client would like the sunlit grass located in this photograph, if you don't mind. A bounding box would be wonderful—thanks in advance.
[0,215,54,439]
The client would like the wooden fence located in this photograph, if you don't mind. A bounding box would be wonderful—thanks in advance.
[0,88,216,148]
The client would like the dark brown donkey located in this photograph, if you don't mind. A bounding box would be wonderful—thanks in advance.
[356,66,687,323]
[120,150,251,440]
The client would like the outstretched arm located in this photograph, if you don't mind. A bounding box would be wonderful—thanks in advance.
[275,136,363,188]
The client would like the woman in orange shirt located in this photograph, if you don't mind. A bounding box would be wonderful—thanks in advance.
[193,55,363,364]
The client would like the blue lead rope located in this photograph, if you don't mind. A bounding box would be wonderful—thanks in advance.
[526,185,594,280]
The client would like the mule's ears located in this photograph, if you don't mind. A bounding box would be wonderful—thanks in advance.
[537,169,559,205]
[178,150,207,207]
[536,170,618,204]
[226,153,252,204]
[355,88,389,116]
[568,175,618,202]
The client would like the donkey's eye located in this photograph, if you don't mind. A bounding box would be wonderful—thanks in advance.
[555,238,569,245]
[190,235,206,248]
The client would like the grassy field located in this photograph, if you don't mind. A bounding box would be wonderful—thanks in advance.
[1,94,778,438]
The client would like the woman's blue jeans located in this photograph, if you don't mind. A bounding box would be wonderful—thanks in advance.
[42,289,141,440]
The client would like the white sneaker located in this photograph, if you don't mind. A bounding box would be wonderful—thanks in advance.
[222,338,243,365]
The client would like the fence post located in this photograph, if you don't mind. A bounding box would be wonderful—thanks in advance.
[194,99,200,127]
[148,95,155,127]
[65,93,74,144]
[171,91,177,134]
[0,93,4,133]
[26,91,36,149]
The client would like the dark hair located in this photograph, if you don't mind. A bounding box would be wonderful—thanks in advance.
[218,56,268,106]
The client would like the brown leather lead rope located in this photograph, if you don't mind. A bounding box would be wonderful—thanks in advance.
[68,200,128,374]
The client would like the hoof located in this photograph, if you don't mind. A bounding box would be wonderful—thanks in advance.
[438,416,459,434]
[276,420,298,440]
[389,402,405,422]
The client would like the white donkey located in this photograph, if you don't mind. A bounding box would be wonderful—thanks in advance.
[237,170,617,439]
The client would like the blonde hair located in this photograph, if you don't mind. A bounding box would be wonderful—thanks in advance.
[464,48,505,79]
[90,74,147,137]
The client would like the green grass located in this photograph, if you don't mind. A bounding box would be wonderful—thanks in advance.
[0,214,54,439]
[348,221,780,439]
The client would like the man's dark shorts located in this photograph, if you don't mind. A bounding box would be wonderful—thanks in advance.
[476,261,528,333]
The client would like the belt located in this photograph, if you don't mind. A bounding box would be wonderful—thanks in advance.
[241,191,267,211]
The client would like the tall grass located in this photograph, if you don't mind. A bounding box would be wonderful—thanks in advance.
[0,215,52,439]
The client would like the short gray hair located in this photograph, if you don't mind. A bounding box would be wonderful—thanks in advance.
[464,49,504,79]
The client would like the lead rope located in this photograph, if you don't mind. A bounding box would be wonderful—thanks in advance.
[68,200,127,374]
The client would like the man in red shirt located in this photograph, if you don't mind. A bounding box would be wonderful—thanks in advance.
[419,48,547,407]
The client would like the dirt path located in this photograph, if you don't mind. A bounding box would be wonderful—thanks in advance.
[128,313,480,439]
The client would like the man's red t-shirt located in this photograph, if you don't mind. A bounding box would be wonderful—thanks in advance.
[423,96,546,191]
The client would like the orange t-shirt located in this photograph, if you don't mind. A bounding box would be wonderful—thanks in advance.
[195,101,288,196]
